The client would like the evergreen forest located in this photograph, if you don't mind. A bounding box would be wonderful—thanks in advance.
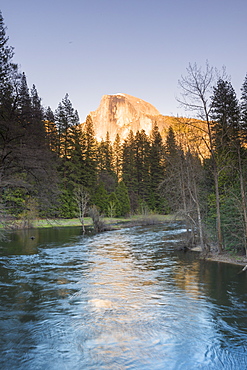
[1,11,247,255]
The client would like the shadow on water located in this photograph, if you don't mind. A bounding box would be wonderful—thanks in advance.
[0,226,85,255]
[0,223,247,369]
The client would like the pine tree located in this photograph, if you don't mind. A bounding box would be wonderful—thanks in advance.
[122,130,138,211]
[0,11,13,83]
[104,131,113,175]
[31,84,44,122]
[150,124,164,185]
[0,10,19,111]
[0,13,22,191]
[211,79,240,154]
[0,12,60,219]
[44,106,58,151]
[55,98,81,217]
[210,79,240,189]
[162,126,181,212]
[210,79,245,251]
[55,93,79,157]
[18,72,32,126]
[134,129,151,204]
[165,126,178,159]
[115,180,131,216]
[149,124,165,212]
[65,123,86,187]
[97,132,116,193]
[107,192,121,217]
[91,181,108,214]
[97,132,114,175]
[28,84,46,149]
[112,133,122,181]
[81,115,98,189]
[19,79,59,218]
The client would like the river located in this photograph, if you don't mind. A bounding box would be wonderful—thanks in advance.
[0,222,247,369]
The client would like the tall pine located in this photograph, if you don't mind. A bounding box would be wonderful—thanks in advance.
[210,79,243,251]
[122,130,138,211]
[55,93,80,157]
[149,124,165,212]
[81,115,98,190]
[134,129,151,206]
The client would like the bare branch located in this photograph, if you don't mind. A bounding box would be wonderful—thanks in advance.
[74,185,90,233]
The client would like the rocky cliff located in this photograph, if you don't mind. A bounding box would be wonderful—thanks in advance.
[89,93,171,141]
[87,93,209,157]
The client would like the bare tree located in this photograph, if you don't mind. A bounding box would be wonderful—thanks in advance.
[74,186,89,234]
[89,205,107,233]
[178,62,223,253]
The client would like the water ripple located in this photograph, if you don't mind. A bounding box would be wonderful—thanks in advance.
[0,224,247,369]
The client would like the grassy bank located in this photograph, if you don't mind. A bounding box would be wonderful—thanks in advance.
[32,214,174,229]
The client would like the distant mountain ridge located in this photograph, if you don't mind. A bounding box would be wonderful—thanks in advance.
[89,93,173,141]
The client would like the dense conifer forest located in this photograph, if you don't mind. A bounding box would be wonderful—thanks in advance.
[1,11,247,255]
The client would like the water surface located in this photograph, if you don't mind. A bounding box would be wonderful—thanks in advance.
[0,223,247,369]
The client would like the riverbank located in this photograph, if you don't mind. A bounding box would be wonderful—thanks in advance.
[1,214,175,230]
[34,214,175,231]
[191,246,247,267]
[204,252,247,267]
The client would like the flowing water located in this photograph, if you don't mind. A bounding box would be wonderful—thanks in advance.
[0,223,247,369]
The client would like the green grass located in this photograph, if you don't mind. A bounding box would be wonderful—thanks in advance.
[33,218,91,228]
[20,214,176,229]
[0,214,176,230]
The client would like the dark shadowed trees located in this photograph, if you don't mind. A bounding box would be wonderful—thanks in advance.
[149,124,165,212]
[97,132,116,193]
[115,180,131,216]
[210,79,247,254]
[134,129,151,206]
[112,133,122,181]
[44,106,58,151]
[81,115,98,189]
[55,93,80,158]
[122,130,138,211]
[0,12,59,219]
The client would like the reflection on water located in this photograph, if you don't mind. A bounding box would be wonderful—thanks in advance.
[0,223,247,369]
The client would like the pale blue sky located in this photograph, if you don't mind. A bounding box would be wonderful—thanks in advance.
[1,0,247,121]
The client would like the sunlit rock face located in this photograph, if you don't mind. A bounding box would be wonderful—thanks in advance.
[87,93,210,158]
[90,93,165,141]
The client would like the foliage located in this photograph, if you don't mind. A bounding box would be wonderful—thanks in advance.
[59,187,77,218]
[91,181,108,215]
[2,187,26,216]
[115,181,131,216]
[2,10,247,255]
[107,192,120,218]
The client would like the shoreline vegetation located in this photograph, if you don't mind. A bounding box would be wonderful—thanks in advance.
[1,214,247,268]
[1,214,174,230]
